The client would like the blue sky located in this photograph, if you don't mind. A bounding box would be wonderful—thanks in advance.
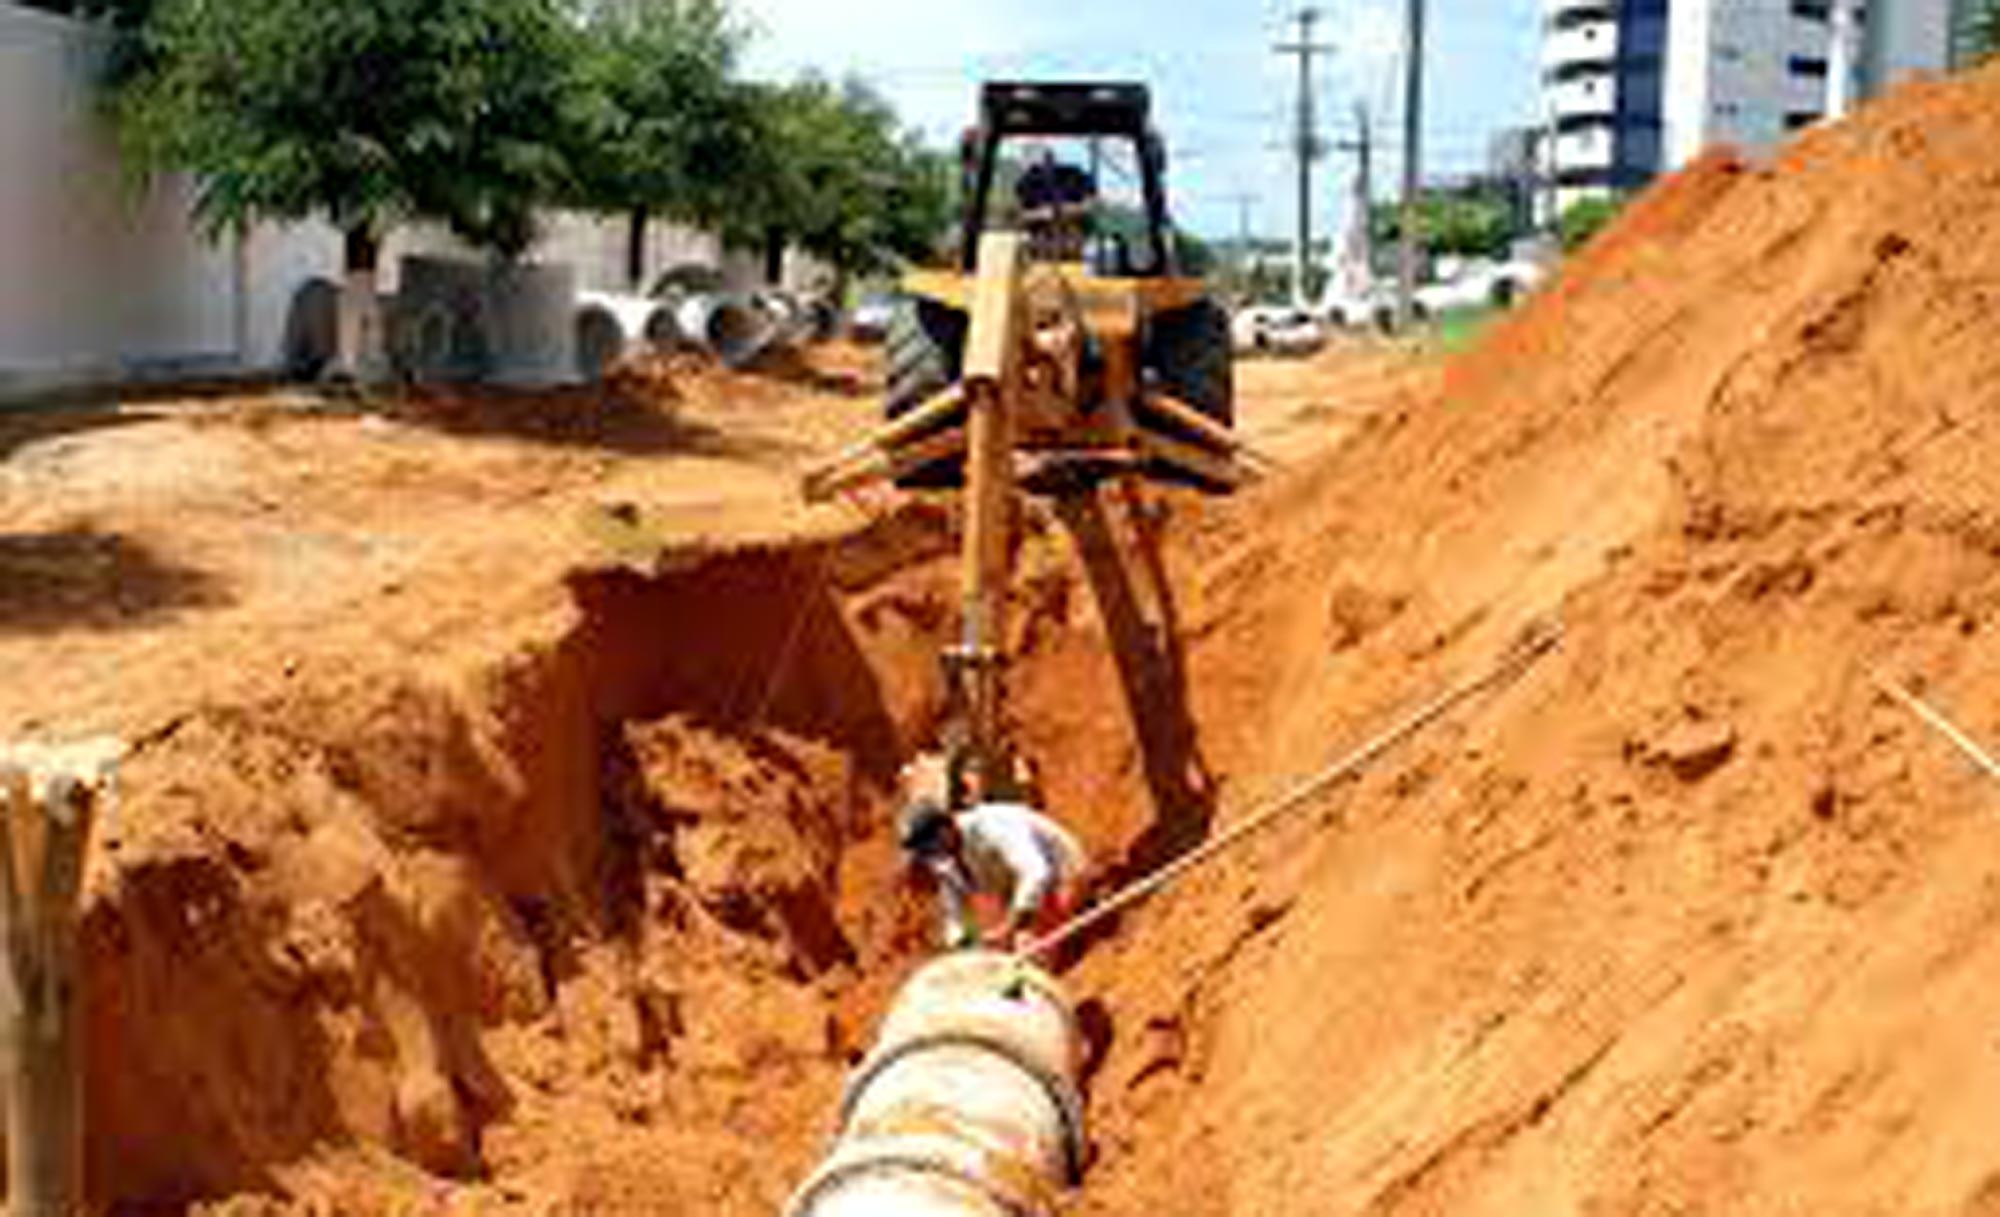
[736,0,1543,240]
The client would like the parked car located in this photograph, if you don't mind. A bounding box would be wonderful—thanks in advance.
[1320,256,1549,332]
[1231,305,1326,356]
[1417,256,1547,313]
[847,292,900,343]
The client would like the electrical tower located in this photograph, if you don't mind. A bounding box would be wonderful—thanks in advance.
[1276,7,1333,307]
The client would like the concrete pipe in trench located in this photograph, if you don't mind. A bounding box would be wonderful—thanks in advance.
[784,951,1084,1217]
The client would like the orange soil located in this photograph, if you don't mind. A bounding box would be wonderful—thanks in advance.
[1064,63,2000,1216]
[12,63,2000,1217]
[1,330,1398,1214]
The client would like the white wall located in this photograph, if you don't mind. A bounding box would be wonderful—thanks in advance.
[0,3,822,398]
[1663,0,1713,168]
[4,6,205,389]
[0,4,346,396]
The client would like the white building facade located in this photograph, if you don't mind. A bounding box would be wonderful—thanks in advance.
[1541,0,1671,218]
[1542,0,1970,219]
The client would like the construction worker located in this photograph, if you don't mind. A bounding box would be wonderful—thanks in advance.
[1015,147,1096,263]
[1015,148,1096,216]
[898,790,1087,956]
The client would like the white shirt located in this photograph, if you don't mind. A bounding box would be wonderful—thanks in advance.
[929,802,1087,946]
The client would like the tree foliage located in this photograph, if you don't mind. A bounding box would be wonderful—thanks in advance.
[1371,189,1514,259]
[113,0,585,257]
[1174,228,1218,278]
[565,0,745,226]
[724,77,955,282]
[108,0,955,284]
[1558,194,1624,253]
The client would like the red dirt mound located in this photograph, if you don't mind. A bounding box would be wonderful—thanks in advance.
[1055,64,2000,1215]
[78,523,963,1213]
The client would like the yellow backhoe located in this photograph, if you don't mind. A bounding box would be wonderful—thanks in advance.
[804,81,1265,805]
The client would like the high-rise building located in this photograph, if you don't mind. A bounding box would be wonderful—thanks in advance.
[1541,0,1961,220]
[1861,0,1966,88]
[1541,0,1668,218]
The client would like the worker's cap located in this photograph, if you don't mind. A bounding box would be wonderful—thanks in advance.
[897,797,954,855]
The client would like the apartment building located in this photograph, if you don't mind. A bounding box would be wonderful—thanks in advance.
[1542,0,1967,218]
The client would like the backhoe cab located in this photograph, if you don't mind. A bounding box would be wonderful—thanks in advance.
[956,81,1175,277]
[804,81,1248,501]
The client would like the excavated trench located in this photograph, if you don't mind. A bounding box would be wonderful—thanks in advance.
[78,494,1193,1214]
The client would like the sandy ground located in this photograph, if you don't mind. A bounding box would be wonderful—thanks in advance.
[0,343,1389,740]
[23,64,2000,1217]
[1,335,1416,1214]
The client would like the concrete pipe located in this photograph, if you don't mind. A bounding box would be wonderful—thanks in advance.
[675,292,775,367]
[757,291,839,344]
[280,277,341,380]
[804,298,841,341]
[485,261,579,388]
[574,290,680,382]
[394,255,490,383]
[758,290,803,331]
[785,951,1084,1217]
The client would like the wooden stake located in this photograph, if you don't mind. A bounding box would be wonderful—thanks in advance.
[0,744,112,1217]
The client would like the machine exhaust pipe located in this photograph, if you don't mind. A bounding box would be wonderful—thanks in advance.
[784,951,1084,1217]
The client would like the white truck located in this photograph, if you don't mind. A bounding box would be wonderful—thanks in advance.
[1318,255,1549,332]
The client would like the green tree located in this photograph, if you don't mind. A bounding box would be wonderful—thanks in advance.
[567,0,747,288]
[727,77,955,291]
[1558,194,1624,253]
[114,0,584,376]
[1372,190,1514,259]
[1172,228,1217,278]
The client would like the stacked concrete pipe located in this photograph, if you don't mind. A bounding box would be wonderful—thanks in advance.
[483,261,578,388]
[674,291,777,367]
[785,950,1084,1217]
[574,289,681,381]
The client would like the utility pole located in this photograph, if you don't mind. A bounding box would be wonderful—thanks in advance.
[1334,102,1375,292]
[1276,7,1332,308]
[1827,0,1857,118]
[1226,191,1258,299]
[1397,0,1427,330]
